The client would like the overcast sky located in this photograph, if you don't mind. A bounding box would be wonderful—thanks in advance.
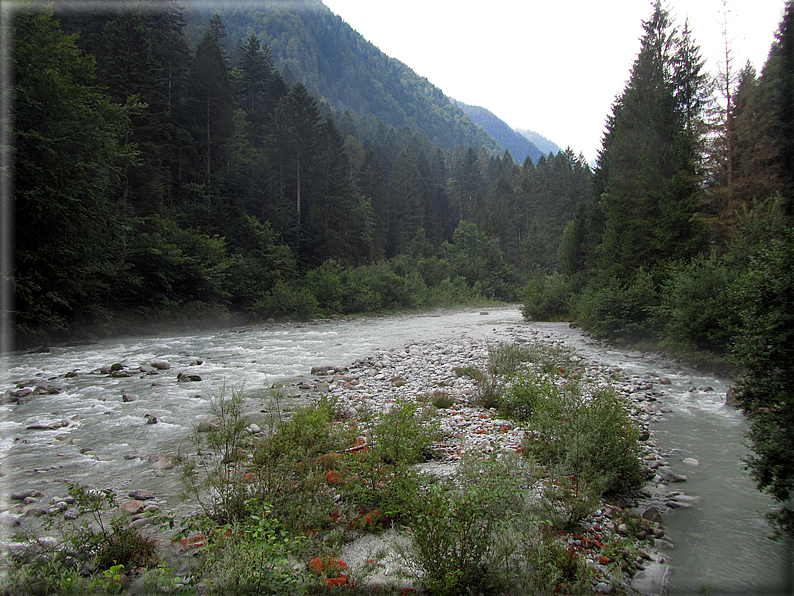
[322,0,785,162]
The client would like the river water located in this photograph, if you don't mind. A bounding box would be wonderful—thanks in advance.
[1,307,791,594]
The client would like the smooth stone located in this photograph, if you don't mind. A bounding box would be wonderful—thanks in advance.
[119,500,146,515]
[128,490,155,500]
[150,361,171,370]
[682,457,699,466]
[658,377,672,385]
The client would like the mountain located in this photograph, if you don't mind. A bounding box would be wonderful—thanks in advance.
[515,128,562,157]
[455,102,542,164]
[182,0,502,155]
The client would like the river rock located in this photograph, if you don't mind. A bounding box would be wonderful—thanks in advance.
[10,490,43,501]
[128,490,155,500]
[119,500,146,515]
[150,361,171,370]
[658,376,672,385]
[725,387,740,407]
[641,506,663,524]
[177,372,201,382]
[627,350,644,359]
[149,453,175,470]
[657,467,687,483]
[682,457,699,466]
[0,512,21,527]
[1,392,19,404]
[144,413,158,424]
[311,365,335,375]
[196,421,219,432]
[121,394,136,403]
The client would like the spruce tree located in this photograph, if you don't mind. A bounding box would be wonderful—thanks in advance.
[594,1,705,281]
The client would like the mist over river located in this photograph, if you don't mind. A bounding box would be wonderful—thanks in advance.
[1,307,791,594]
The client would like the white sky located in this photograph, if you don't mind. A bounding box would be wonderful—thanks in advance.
[322,0,785,163]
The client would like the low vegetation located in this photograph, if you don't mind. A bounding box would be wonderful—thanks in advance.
[2,340,650,595]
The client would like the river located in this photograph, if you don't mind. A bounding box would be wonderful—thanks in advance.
[1,307,791,594]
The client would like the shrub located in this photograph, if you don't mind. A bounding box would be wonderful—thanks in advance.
[575,270,660,342]
[523,385,645,497]
[453,365,486,382]
[405,456,530,596]
[521,271,573,321]
[499,372,554,422]
[487,342,533,378]
[1,484,162,596]
[183,502,307,595]
[251,281,318,320]
[656,254,739,354]
[372,401,439,465]
[177,385,252,523]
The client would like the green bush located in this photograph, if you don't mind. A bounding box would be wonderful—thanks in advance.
[405,456,530,596]
[657,254,739,354]
[523,385,645,497]
[575,269,660,342]
[372,401,439,465]
[487,342,533,378]
[521,271,573,321]
[177,385,252,523]
[184,502,307,595]
[1,484,161,596]
[251,281,318,320]
[500,372,554,422]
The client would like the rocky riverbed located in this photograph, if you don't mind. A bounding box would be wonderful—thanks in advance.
[2,313,721,594]
[299,324,687,594]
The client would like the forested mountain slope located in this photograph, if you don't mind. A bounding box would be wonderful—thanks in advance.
[515,128,561,158]
[182,0,503,155]
[455,101,543,164]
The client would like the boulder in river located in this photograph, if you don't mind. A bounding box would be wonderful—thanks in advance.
[725,387,740,407]
[311,365,335,375]
[177,372,201,382]
[150,361,171,370]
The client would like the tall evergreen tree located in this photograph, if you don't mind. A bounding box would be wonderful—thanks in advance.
[594,1,705,280]
[187,19,234,201]
[12,10,134,337]
[231,34,286,149]
[763,0,794,210]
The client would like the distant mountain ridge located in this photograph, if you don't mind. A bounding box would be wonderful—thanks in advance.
[455,102,543,164]
[183,0,503,154]
[516,128,562,157]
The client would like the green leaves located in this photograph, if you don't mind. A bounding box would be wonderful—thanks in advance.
[733,227,794,538]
